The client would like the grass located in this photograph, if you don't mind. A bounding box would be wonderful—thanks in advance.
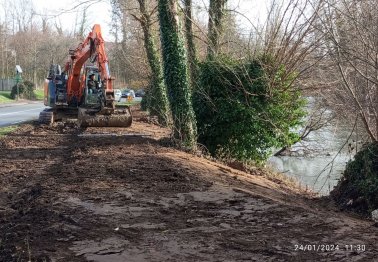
[0,89,44,103]
[0,125,18,137]
[0,91,13,103]
[34,89,44,100]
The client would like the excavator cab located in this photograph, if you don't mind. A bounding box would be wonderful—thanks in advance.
[77,66,132,127]
[83,67,102,106]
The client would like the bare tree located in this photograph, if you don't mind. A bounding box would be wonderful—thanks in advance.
[252,0,330,143]
[110,0,150,85]
[75,8,90,39]
[316,0,378,142]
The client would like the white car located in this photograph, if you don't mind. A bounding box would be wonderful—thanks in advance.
[128,90,136,98]
[122,89,135,99]
[114,89,122,102]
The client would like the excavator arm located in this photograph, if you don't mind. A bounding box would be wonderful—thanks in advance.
[65,24,114,107]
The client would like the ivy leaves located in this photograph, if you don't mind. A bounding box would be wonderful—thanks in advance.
[194,56,306,163]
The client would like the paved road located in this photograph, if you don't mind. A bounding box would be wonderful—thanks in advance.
[0,102,46,127]
[0,97,141,128]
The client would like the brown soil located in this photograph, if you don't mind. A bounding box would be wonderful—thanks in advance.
[0,108,377,262]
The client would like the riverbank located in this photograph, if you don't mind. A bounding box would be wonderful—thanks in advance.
[0,108,377,261]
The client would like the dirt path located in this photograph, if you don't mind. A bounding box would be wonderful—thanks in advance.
[0,109,377,262]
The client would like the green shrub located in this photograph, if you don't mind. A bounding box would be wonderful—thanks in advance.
[193,56,306,163]
[331,142,378,214]
[11,80,36,100]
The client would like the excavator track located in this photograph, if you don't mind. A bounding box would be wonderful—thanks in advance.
[38,109,55,125]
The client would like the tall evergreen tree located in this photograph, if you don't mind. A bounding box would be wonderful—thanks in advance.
[158,0,197,148]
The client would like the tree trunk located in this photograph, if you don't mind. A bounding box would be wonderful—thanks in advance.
[136,0,170,126]
[183,0,198,87]
[158,0,197,149]
[207,0,227,59]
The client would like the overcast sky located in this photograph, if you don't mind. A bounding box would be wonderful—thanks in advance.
[1,0,268,41]
[32,0,113,39]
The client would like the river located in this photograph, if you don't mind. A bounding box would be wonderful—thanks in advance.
[268,109,366,195]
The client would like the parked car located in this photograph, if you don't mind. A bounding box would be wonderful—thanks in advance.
[114,89,122,102]
[135,89,145,97]
[121,89,135,98]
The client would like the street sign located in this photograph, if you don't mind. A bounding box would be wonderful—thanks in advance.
[15,65,22,74]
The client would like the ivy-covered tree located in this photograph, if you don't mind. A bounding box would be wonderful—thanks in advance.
[158,0,197,148]
[133,0,170,125]
[183,0,198,87]
[193,56,306,163]
[112,0,170,125]
[207,0,228,58]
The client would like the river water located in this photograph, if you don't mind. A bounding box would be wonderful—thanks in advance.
[268,116,364,195]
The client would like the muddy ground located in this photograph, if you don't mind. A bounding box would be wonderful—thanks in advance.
[0,108,377,262]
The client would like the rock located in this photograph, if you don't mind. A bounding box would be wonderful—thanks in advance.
[372,209,378,222]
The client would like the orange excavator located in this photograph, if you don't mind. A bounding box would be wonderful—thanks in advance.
[39,24,132,127]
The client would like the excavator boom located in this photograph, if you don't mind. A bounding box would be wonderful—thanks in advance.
[65,24,113,105]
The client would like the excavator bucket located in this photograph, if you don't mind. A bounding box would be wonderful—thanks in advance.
[78,106,132,127]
